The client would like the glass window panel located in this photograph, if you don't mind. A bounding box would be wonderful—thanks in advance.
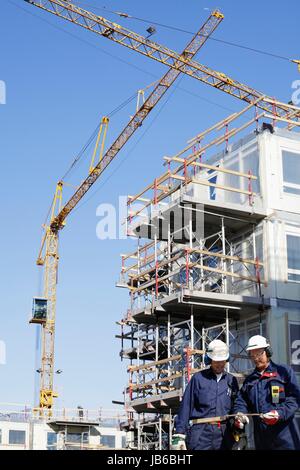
[9,430,26,445]
[288,272,300,282]
[47,432,57,450]
[255,233,263,262]
[282,150,300,192]
[101,435,115,448]
[32,298,47,320]
[66,433,81,443]
[287,235,300,271]
[283,185,300,195]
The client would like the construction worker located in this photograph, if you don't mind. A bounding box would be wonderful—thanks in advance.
[171,339,239,450]
[233,334,300,450]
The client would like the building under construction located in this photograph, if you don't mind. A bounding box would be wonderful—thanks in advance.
[18,1,300,450]
[117,102,300,449]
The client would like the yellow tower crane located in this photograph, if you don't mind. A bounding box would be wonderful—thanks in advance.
[25,0,300,414]
[28,6,225,412]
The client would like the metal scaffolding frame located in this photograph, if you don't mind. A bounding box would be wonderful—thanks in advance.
[118,309,266,449]
[121,217,265,315]
[116,109,275,449]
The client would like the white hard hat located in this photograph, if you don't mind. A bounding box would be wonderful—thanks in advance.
[246,335,270,351]
[206,339,229,361]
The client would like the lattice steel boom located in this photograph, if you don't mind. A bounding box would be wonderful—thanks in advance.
[25,0,297,119]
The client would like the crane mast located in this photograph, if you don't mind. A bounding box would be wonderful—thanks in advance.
[32,8,224,411]
[35,182,63,409]
[40,230,59,408]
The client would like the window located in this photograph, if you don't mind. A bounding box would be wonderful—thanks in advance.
[282,150,300,195]
[66,432,84,443]
[287,234,300,282]
[101,435,115,448]
[223,143,260,206]
[243,146,260,195]
[65,432,89,450]
[9,430,26,445]
[47,432,57,451]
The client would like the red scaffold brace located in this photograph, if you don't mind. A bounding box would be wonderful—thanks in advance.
[248,170,253,206]
[129,372,133,400]
[168,160,171,187]
[193,145,197,177]
[184,158,188,184]
[155,260,159,298]
[255,256,262,297]
[185,346,191,383]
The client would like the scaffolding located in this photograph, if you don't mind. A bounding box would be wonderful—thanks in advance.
[118,313,266,449]
[121,223,265,314]
[125,97,294,238]
[116,104,288,449]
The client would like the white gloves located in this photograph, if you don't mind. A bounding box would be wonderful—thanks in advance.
[234,412,250,430]
[171,433,187,450]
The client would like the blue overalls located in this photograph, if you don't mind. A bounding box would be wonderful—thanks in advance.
[175,368,239,450]
[233,361,300,450]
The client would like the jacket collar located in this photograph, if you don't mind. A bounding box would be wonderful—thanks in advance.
[252,360,278,379]
[208,366,227,380]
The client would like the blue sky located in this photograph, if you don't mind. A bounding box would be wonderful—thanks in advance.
[0,0,299,410]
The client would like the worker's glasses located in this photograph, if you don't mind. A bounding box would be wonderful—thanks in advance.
[248,349,265,359]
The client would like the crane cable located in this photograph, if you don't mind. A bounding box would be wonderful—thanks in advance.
[40,91,137,227]
[60,91,140,183]
[77,1,294,63]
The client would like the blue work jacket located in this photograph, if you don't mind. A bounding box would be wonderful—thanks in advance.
[233,361,300,450]
[175,367,239,450]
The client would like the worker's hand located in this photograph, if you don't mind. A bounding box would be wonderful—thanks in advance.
[170,434,187,450]
[262,410,279,425]
[234,412,249,430]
